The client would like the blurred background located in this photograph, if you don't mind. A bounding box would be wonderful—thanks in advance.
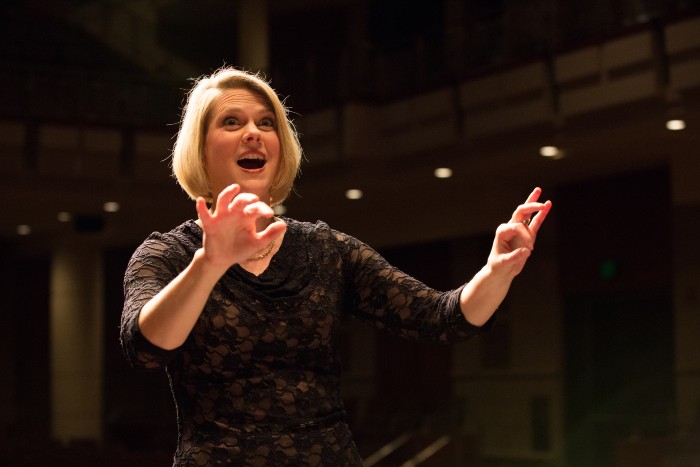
[1,0,699,465]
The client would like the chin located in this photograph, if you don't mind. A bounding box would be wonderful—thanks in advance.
[238,180,272,198]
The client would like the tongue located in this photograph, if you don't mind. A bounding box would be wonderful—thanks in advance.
[237,159,265,170]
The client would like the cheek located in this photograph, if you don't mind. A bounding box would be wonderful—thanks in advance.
[268,135,281,160]
[203,140,225,181]
[205,134,231,165]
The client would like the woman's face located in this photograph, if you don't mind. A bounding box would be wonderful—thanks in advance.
[204,88,281,202]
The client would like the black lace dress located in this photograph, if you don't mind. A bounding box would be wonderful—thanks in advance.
[121,218,491,466]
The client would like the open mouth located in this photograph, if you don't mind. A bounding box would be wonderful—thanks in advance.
[237,154,266,170]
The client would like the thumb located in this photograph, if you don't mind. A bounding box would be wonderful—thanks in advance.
[196,197,211,224]
[494,247,531,273]
[509,247,531,263]
[259,219,287,242]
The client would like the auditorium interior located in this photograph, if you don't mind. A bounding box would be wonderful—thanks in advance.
[1,0,699,465]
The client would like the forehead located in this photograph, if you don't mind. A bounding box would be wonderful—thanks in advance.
[212,88,272,114]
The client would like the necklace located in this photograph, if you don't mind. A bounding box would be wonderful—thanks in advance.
[246,240,276,262]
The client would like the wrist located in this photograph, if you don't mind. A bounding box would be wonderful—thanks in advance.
[192,248,232,279]
[481,261,517,284]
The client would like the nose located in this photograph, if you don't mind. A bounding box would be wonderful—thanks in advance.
[242,122,262,145]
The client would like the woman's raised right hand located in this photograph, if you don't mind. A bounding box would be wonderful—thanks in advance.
[195,184,286,271]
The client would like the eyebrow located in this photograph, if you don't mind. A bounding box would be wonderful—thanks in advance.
[218,105,274,115]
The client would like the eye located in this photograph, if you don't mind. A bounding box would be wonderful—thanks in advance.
[258,117,276,130]
[223,116,241,127]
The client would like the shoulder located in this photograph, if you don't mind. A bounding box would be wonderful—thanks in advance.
[128,220,201,271]
[283,217,334,241]
[284,217,361,246]
[284,217,369,263]
[142,220,200,248]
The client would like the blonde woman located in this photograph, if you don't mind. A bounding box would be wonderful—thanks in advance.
[121,67,552,466]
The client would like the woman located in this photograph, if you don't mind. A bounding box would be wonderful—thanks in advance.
[120,67,551,466]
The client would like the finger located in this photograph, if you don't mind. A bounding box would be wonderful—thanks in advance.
[196,197,212,225]
[504,247,531,263]
[512,187,543,223]
[525,187,542,204]
[228,192,260,211]
[214,184,241,212]
[528,200,552,234]
[243,201,275,218]
[496,223,535,250]
[511,202,548,223]
[258,219,287,241]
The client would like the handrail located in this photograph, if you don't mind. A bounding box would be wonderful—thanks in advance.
[400,434,452,467]
[363,432,412,467]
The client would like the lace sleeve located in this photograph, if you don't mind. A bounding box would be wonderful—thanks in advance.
[120,236,187,370]
[335,230,492,343]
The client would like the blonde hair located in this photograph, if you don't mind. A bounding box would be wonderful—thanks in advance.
[172,67,302,206]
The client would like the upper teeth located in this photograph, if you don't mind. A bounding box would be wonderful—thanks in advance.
[240,154,264,160]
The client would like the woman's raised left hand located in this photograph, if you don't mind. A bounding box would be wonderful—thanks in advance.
[487,187,552,279]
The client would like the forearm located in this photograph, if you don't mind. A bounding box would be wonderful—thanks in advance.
[459,264,516,327]
[138,248,229,350]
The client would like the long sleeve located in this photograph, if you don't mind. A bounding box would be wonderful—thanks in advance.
[120,235,189,370]
[333,229,494,343]
[118,218,487,466]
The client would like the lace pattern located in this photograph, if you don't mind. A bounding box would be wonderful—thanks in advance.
[121,218,489,465]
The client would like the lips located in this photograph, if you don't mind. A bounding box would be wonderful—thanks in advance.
[237,152,266,170]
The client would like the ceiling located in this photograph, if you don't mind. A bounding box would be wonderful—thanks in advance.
[2,1,699,252]
[3,89,697,253]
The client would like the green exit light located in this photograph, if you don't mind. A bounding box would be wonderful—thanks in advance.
[599,259,618,280]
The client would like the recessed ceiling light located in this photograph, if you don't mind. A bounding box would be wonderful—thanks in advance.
[539,146,560,157]
[345,189,363,200]
[57,211,71,222]
[666,119,686,131]
[103,201,120,213]
[434,167,453,178]
[17,225,31,235]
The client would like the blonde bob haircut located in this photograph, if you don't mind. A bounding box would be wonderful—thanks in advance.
[172,67,302,206]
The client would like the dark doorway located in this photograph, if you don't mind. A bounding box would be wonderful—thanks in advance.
[565,290,674,466]
[371,239,455,432]
[556,168,674,466]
